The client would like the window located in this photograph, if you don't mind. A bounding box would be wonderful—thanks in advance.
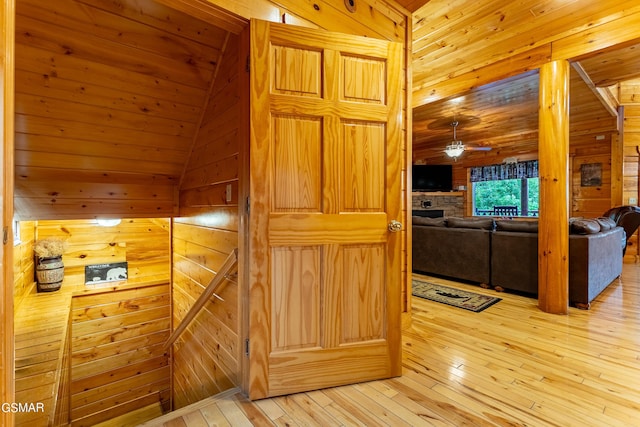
[471,160,539,217]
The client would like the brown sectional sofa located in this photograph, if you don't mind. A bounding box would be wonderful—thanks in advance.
[412,217,493,285]
[412,216,624,308]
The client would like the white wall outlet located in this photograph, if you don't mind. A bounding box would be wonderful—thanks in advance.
[630,197,637,205]
[226,184,233,202]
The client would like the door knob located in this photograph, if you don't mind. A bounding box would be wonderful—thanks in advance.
[388,220,402,232]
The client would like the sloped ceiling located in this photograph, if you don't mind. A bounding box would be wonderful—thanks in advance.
[410,0,640,164]
[14,0,237,220]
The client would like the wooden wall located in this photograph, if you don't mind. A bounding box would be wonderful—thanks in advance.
[36,218,171,286]
[569,148,611,218]
[620,79,640,259]
[70,282,170,426]
[172,32,242,409]
[13,0,231,221]
[13,220,35,310]
[194,0,407,43]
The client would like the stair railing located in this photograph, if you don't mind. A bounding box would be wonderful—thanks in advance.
[164,248,238,349]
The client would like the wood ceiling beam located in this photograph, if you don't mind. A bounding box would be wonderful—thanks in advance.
[412,45,550,108]
[154,0,249,34]
[572,61,619,121]
[551,11,640,62]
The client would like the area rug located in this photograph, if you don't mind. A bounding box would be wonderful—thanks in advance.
[412,279,501,312]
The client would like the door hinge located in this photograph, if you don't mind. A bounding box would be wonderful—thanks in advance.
[2,227,7,245]
[245,55,250,73]
[244,338,250,357]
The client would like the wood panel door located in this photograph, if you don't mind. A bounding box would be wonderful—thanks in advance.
[248,19,403,399]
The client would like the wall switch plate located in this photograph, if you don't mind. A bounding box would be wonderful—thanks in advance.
[630,197,637,205]
[226,184,233,202]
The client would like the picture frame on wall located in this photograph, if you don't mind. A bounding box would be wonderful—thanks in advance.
[580,163,602,187]
[85,261,128,285]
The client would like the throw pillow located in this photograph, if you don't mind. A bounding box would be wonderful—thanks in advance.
[596,217,616,231]
[495,220,538,233]
[412,216,447,227]
[446,217,495,230]
[570,218,601,234]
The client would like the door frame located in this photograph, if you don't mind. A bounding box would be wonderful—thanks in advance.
[1,0,16,424]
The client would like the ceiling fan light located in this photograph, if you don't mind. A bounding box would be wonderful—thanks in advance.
[445,143,465,158]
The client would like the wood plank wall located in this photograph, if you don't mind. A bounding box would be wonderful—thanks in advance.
[621,79,640,259]
[28,218,171,424]
[12,0,230,220]
[570,141,612,219]
[35,218,171,286]
[13,220,35,310]
[70,282,171,426]
[172,31,241,409]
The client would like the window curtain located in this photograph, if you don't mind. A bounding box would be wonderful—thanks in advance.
[470,160,538,182]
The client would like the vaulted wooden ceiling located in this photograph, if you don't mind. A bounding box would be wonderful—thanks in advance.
[408,0,640,164]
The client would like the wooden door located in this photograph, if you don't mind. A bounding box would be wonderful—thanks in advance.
[248,19,403,399]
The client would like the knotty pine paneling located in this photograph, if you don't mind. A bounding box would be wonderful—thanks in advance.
[571,152,612,219]
[193,0,406,42]
[70,283,170,426]
[35,218,171,286]
[13,0,229,220]
[623,101,640,260]
[172,32,241,409]
[412,0,640,104]
[13,221,35,310]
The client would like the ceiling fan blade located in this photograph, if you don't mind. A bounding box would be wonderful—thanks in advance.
[466,146,492,151]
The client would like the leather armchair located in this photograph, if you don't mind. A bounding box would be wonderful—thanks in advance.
[603,205,640,254]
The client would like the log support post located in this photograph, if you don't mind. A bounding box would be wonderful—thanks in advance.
[538,60,570,314]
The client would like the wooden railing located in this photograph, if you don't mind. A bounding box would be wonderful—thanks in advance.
[53,314,71,426]
[163,248,238,349]
[475,207,539,217]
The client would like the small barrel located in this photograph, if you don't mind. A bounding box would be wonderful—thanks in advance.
[36,256,64,292]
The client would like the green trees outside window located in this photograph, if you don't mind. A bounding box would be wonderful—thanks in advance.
[473,178,539,217]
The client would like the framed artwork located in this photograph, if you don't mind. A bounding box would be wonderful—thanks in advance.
[85,261,128,285]
[580,163,602,187]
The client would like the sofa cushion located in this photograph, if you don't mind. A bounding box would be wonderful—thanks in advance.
[495,220,538,233]
[446,217,495,230]
[412,216,446,227]
[570,219,601,234]
[596,217,616,231]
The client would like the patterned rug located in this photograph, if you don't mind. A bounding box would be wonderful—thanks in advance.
[412,279,501,312]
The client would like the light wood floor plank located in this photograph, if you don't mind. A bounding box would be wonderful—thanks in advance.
[143,265,640,426]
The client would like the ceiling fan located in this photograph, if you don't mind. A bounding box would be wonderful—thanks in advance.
[444,121,492,160]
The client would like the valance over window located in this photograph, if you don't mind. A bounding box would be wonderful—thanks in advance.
[470,160,538,182]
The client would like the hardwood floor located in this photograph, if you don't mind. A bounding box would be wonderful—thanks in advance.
[141,264,640,426]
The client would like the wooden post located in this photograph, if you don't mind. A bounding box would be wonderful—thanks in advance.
[1,1,15,425]
[538,60,570,315]
[611,106,624,207]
